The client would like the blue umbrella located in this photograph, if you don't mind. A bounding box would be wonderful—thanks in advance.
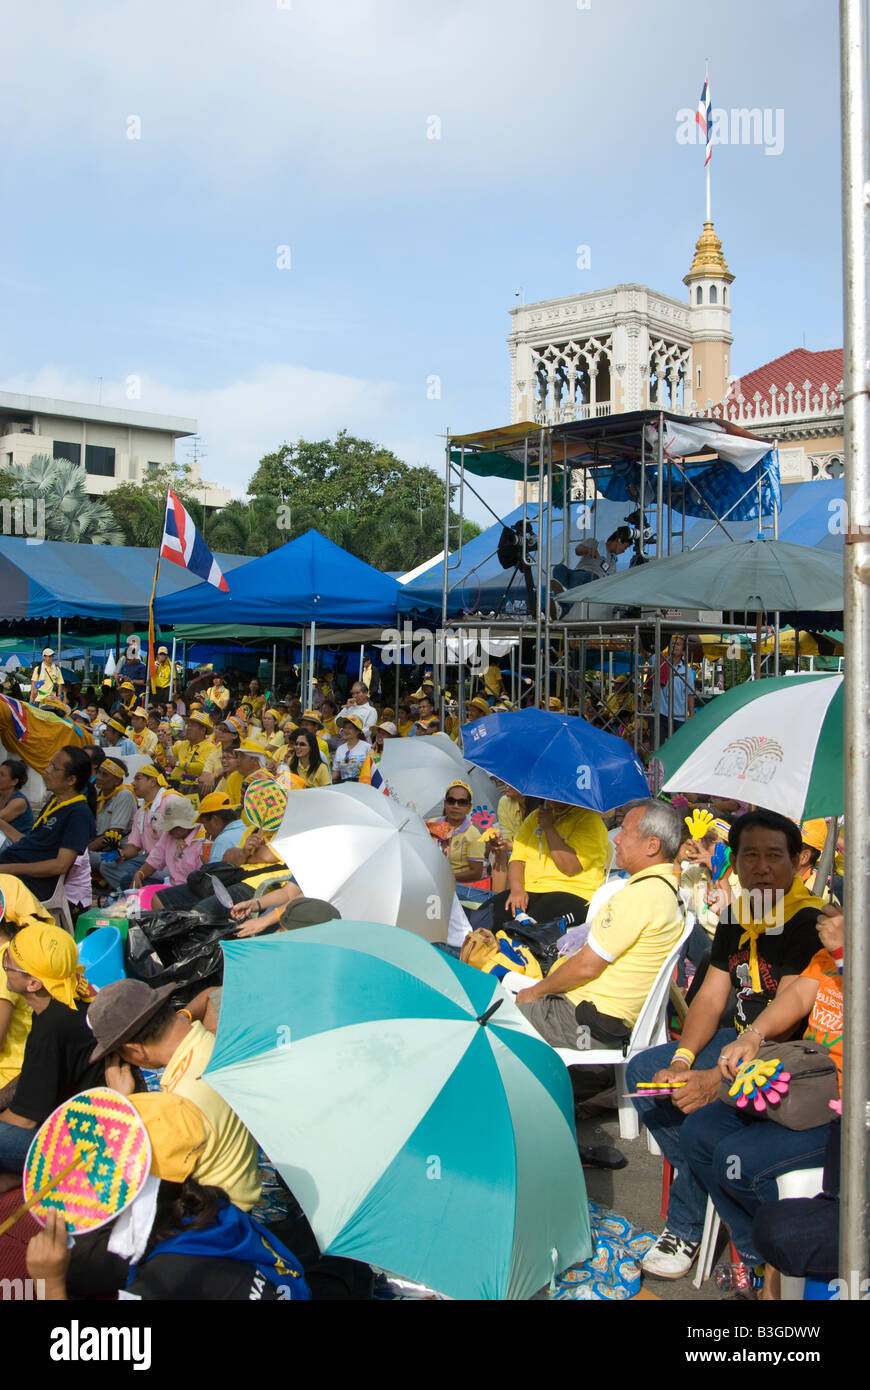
[462,708,649,811]
[205,924,591,1300]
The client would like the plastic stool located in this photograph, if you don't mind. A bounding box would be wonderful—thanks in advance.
[77,926,125,990]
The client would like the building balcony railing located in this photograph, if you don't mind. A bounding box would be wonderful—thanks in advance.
[687,379,844,427]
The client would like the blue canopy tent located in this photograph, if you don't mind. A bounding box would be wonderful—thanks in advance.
[154,529,401,627]
[155,530,402,706]
[398,481,844,620]
[0,536,250,623]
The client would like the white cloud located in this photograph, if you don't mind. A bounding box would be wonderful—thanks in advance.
[2,362,417,496]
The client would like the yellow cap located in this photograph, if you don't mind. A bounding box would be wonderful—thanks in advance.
[801,818,829,853]
[128,1092,208,1182]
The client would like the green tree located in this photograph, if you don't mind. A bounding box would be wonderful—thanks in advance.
[205,496,287,557]
[247,431,480,570]
[106,463,205,548]
[14,456,125,544]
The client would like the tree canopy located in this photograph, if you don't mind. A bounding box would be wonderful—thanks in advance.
[34,433,480,573]
[246,430,479,570]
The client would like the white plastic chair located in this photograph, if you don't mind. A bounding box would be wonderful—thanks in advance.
[694,1166,825,1291]
[42,873,75,935]
[554,914,694,1140]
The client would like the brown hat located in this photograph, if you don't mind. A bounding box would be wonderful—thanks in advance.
[88,978,178,1062]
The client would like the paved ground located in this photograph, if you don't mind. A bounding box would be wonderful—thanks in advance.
[576,1107,726,1302]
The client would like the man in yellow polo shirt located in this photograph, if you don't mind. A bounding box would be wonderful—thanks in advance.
[497,799,608,928]
[88,979,261,1210]
[515,800,685,1085]
[165,712,220,796]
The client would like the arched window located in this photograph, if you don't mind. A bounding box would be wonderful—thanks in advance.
[722,286,728,304]
[709,285,718,304]
[696,286,703,304]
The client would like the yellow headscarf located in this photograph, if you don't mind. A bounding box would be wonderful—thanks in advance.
[0,874,55,933]
[7,922,89,1007]
[139,763,168,787]
[734,874,826,992]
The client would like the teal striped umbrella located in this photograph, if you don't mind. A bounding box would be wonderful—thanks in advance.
[655,674,843,819]
[205,924,591,1300]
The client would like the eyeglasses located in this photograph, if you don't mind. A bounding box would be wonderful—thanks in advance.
[445,796,471,806]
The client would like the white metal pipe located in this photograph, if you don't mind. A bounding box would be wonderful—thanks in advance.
[839,0,870,1292]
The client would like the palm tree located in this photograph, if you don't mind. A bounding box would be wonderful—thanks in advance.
[17,455,125,545]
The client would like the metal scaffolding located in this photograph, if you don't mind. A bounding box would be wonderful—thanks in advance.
[434,409,780,751]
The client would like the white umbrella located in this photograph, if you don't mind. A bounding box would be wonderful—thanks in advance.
[379,732,500,828]
[270,783,456,941]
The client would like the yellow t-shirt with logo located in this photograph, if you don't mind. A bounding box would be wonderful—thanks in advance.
[171,737,218,777]
[161,1022,261,1211]
[510,807,607,903]
[561,865,685,1022]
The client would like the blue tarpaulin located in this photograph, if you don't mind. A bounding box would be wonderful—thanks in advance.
[155,529,401,627]
[398,481,844,619]
[0,537,250,623]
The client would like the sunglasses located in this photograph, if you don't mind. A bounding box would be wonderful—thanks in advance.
[445,796,471,806]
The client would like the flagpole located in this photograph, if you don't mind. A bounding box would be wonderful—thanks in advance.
[705,58,711,222]
[146,491,168,712]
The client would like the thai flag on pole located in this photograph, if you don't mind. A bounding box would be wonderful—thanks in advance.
[159,489,229,591]
[696,76,712,166]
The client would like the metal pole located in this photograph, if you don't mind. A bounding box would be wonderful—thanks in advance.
[168,637,177,702]
[653,613,662,750]
[272,642,277,697]
[543,430,553,704]
[655,411,665,559]
[839,0,870,1295]
[534,432,544,704]
[308,621,316,709]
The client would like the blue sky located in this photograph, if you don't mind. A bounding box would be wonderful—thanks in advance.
[0,0,843,525]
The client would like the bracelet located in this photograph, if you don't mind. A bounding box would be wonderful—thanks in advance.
[743,1025,766,1043]
[671,1046,695,1068]
[177,1008,193,1022]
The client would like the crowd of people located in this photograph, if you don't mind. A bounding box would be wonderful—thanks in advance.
[0,653,848,1302]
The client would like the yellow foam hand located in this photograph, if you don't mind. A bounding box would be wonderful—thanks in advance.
[684,808,715,841]
[728,1057,781,1099]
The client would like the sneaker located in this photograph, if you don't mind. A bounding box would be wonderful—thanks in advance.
[641,1229,700,1280]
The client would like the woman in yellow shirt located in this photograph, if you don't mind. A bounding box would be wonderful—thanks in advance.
[426,780,487,885]
[0,876,57,1088]
[260,709,286,754]
[286,730,331,788]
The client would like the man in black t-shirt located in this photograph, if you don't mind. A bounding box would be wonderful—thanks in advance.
[0,921,104,1187]
[625,809,826,1279]
[0,745,95,901]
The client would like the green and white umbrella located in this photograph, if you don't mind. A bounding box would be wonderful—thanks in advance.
[206,925,591,1300]
[655,674,843,820]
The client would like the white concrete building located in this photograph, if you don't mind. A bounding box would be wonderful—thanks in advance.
[507,222,844,488]
[0,391,231,508]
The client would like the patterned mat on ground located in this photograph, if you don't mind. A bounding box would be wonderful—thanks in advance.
[548,1201,656,1300]
[251,1152,294,1225]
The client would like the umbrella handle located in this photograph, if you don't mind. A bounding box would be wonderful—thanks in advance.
[476,999,504,1027]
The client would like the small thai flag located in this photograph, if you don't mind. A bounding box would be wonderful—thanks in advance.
[1,695,28,740]
[696,76,712,167]
[160,489,229,591]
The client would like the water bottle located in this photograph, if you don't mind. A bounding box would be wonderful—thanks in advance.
[512,910,537,926]
[713,1261,764,1293]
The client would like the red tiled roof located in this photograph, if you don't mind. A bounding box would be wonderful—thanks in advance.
[727,348,843,406]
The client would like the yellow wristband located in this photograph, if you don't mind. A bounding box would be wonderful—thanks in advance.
[671,1047,695,1068]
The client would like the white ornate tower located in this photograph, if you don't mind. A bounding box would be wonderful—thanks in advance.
[684,222,734,410]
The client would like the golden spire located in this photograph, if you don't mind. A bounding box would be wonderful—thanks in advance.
[683,221,734,284]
